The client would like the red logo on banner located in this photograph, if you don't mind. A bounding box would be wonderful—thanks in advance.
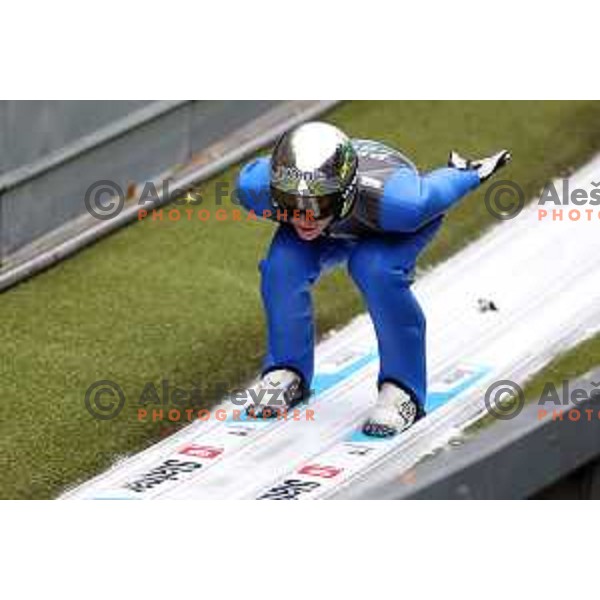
[298,464,343,479]
[178,444,223,459]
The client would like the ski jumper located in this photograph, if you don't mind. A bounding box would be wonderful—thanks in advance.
[236,139,480,411]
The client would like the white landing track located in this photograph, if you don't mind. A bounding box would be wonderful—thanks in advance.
[63,157,600,500]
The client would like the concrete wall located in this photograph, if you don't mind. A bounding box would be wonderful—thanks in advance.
[0,100,279,261]
[0,101,151,176]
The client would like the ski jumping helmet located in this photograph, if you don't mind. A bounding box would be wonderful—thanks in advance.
[270,122,358,221]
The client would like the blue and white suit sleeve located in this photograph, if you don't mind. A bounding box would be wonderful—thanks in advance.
[378,167,480,232]
[236,157,275,216]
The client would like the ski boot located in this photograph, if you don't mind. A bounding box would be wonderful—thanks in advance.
[363,382,423,438]
[245,368,307,419]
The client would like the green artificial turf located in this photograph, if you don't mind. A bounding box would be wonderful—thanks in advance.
[1,101,599,498]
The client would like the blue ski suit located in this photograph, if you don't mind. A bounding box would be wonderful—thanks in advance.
[236,139,480,411]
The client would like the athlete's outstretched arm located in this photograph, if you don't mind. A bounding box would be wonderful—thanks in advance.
[236,157,275,217]
[378,149,511,233]
[378,166,480,233]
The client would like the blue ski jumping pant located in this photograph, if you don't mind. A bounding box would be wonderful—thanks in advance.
[259,222,443,410]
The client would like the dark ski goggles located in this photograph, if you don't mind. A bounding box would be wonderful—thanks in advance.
[270,186,341,221]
